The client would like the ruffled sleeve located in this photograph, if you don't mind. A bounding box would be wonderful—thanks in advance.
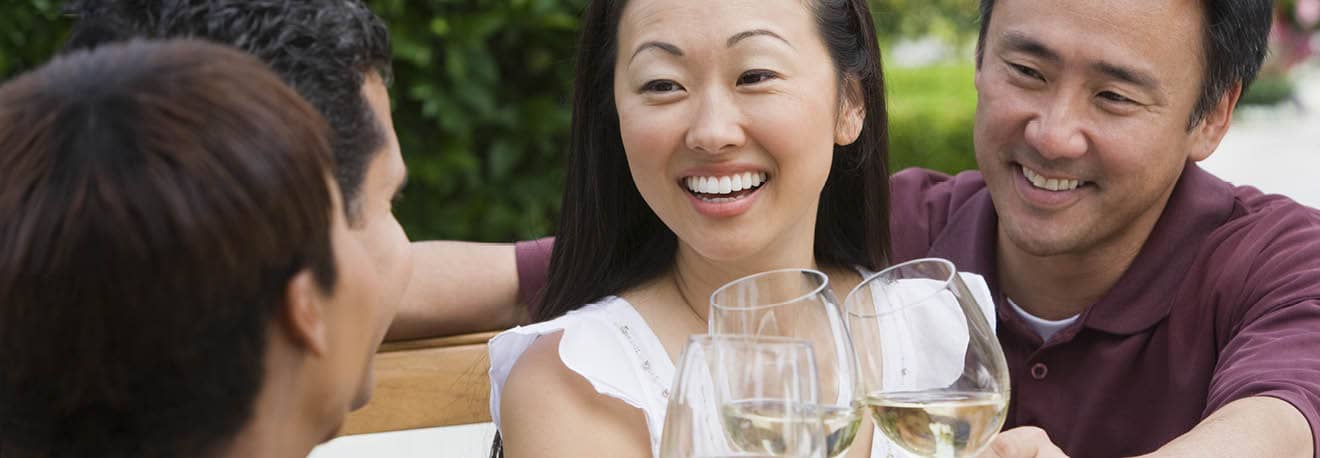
[488,297,674,456]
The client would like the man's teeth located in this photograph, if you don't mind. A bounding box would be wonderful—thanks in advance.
[1022,166,1083,191]
[685,172,767,195]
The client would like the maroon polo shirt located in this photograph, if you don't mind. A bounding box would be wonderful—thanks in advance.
[513,164,1320,457]
[889,163,1320,457]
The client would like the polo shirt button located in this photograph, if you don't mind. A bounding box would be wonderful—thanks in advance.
[1030,362,1049,380]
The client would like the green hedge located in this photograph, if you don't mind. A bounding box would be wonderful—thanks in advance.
[0,0,978,242]
[887,63,978,174]
[0,1,66,78]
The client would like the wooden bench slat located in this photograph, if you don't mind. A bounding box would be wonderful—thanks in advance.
[340,332,495,436]
[377,331,499,353]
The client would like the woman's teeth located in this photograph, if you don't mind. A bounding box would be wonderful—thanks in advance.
[685,172,767,196]
[1023,166,1084,191]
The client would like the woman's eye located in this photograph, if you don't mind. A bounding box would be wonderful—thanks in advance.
[641,80,683,93]
[737,70,777,86]
[1009,63,1044,81]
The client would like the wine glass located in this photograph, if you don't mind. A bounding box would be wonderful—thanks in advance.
[660,335,828,458]
[844,258,1010,458]
[709,269,862,457]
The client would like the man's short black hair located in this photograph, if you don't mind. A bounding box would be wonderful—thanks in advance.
[63,0,394,221]
[975,0,1274,129]
[0,39,338,457]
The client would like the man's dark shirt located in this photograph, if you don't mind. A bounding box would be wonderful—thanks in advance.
[888,164,1320,457]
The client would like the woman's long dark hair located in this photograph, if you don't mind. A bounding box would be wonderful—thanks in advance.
[491,2,881,456]
[497,3,892,455]
[535,0,891,323]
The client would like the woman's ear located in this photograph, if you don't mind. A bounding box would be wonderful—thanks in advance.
[279,269,329,356]
[835,78,866,146]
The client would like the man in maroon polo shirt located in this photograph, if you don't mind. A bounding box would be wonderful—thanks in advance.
[884,0,1320,456]
[398,0,1319,456]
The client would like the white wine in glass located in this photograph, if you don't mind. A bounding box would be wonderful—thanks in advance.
[845,258,1011,458]
[710,269,863,458]
[660,335,827,458]
[719,400,860,457]
[866,390,1006,457]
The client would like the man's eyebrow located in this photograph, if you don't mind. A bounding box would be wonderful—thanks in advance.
[999,31,1060,63]
[629,41,683,65]
[727,29,793,49]
[1092,61,1160,91]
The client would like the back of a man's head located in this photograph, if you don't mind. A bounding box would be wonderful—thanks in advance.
[63,0,394,220]
[0,39,338,457]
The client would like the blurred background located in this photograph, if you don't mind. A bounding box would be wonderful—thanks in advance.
[3,0,1315,245]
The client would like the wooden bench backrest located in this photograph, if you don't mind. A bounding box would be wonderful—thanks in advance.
[339,331,498,436]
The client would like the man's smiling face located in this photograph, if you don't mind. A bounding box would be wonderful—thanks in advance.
[973,0,1218,259]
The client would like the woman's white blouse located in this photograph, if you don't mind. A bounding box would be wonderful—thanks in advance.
[488,273,997,458]
[489,296,674,457]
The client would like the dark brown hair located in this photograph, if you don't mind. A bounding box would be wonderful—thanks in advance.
[534,0,892,322]
[0,39,337,457]
[64,0,394,222]
[494,1,892,454]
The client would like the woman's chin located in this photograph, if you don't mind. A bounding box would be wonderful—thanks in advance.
[678,236,774,267]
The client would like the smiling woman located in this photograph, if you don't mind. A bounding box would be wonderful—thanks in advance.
[487,0,891,457]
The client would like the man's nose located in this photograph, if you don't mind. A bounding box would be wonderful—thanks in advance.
[1024,93,1089,160]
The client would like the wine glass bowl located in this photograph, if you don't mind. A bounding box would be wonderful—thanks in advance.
[660,335,828,458]
[709,269,863,458]
[844,258,1010,458]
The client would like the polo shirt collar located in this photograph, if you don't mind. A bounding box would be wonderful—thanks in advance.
[927,163,1236,336]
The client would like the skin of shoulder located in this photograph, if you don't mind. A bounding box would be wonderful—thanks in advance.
[499,332,653,458]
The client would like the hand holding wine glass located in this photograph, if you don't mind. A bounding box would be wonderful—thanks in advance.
[976,427,1068,458]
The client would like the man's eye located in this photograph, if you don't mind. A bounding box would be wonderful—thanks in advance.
[737,70,777,86]
[1098,91,1135,104]
[1009,63,1044,81]
[641,80,683,93]
[390,192,404,210]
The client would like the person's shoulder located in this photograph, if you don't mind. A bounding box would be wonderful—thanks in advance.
[1214,188,1320,256]
[489,297,635,374]
[491,296,657,410]
[1232,186,1320,220]
[891,168,987,213]
[501,332,590,410]
[1202,188,1320,318]
[889,168,988,259]
[891,167,982,192]
[502,332,576,402]
[499,332,652,457]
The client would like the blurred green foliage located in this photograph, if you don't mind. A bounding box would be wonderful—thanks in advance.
[887,63,978,175]
[0,0,978,242]
[368,0,585,242]
[0,0,65,78]
[1241,74,1298,106]
[872,0,981,47]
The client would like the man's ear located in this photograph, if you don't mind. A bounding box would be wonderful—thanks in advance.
[1189,82,1241,162]
[835,78,866,146]
[280,269,329,356]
